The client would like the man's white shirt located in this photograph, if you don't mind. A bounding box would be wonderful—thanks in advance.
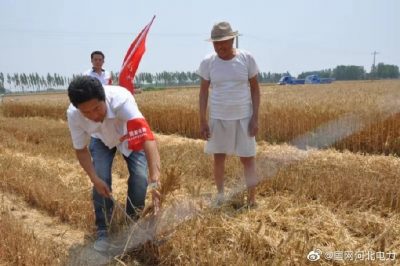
[198,49,259,120]
[67,85,143,157]
[83,68,112,85]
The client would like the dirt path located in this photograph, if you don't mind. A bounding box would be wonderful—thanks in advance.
[1,191,86,249]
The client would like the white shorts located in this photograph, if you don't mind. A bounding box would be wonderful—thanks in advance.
[205,117,256,157]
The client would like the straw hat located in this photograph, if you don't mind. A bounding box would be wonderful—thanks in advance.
[207,21,239,42]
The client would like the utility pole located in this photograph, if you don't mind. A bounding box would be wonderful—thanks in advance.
[371,51,379,79]
[235,35,239,49]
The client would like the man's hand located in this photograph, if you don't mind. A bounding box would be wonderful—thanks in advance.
[249,116,259,137]
[200,121,210,140]
[151,188,161,215]
[75,148,112,198]
[92,177,111,198]
[199,78,210,139]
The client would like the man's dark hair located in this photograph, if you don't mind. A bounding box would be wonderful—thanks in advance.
[90,50,105,59]
[68,76,105,107]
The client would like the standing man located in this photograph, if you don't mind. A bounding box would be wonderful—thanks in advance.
[67,76,161,252]
[83,51,113,85]
[198,21,260,207]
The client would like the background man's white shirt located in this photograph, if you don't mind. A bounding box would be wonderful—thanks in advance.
[83,68,112,85]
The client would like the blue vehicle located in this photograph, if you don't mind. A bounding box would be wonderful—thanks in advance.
[277,76,305,85]
[305,75,335,84]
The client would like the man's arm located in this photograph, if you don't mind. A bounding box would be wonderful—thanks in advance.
[142,139,161,214]
[249,75,260,137]
[199,78,210,139]
[75,147,111,197]
[142,140,161,184]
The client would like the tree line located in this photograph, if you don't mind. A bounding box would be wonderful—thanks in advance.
[1,63,399,93]
[0,72,77,93]
[132,71,286,87]
[297,63,399,80]
[0,71,284,92]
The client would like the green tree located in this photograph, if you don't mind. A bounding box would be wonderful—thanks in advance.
[145,72,153,84]
[6,74,11,89]
[333,65,365,80]
[376,63,399,79]
[46,73,54,88]
[35,73,41,91]
[0,73,5,94]
[13,73,21,91]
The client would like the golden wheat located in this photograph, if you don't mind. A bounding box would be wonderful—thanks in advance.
[2,80,400,154]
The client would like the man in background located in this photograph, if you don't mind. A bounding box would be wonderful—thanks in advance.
[83,51,113,85]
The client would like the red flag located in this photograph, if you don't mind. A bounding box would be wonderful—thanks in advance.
[119,15,156,94]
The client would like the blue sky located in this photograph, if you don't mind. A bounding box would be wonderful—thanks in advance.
[0,0,398,77]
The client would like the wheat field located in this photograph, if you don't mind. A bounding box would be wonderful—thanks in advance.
[0,80,399,265]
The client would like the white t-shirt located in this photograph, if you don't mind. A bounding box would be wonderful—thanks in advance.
[83,68,112,85]
[67,85,143,157]
[198,49,259,120]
